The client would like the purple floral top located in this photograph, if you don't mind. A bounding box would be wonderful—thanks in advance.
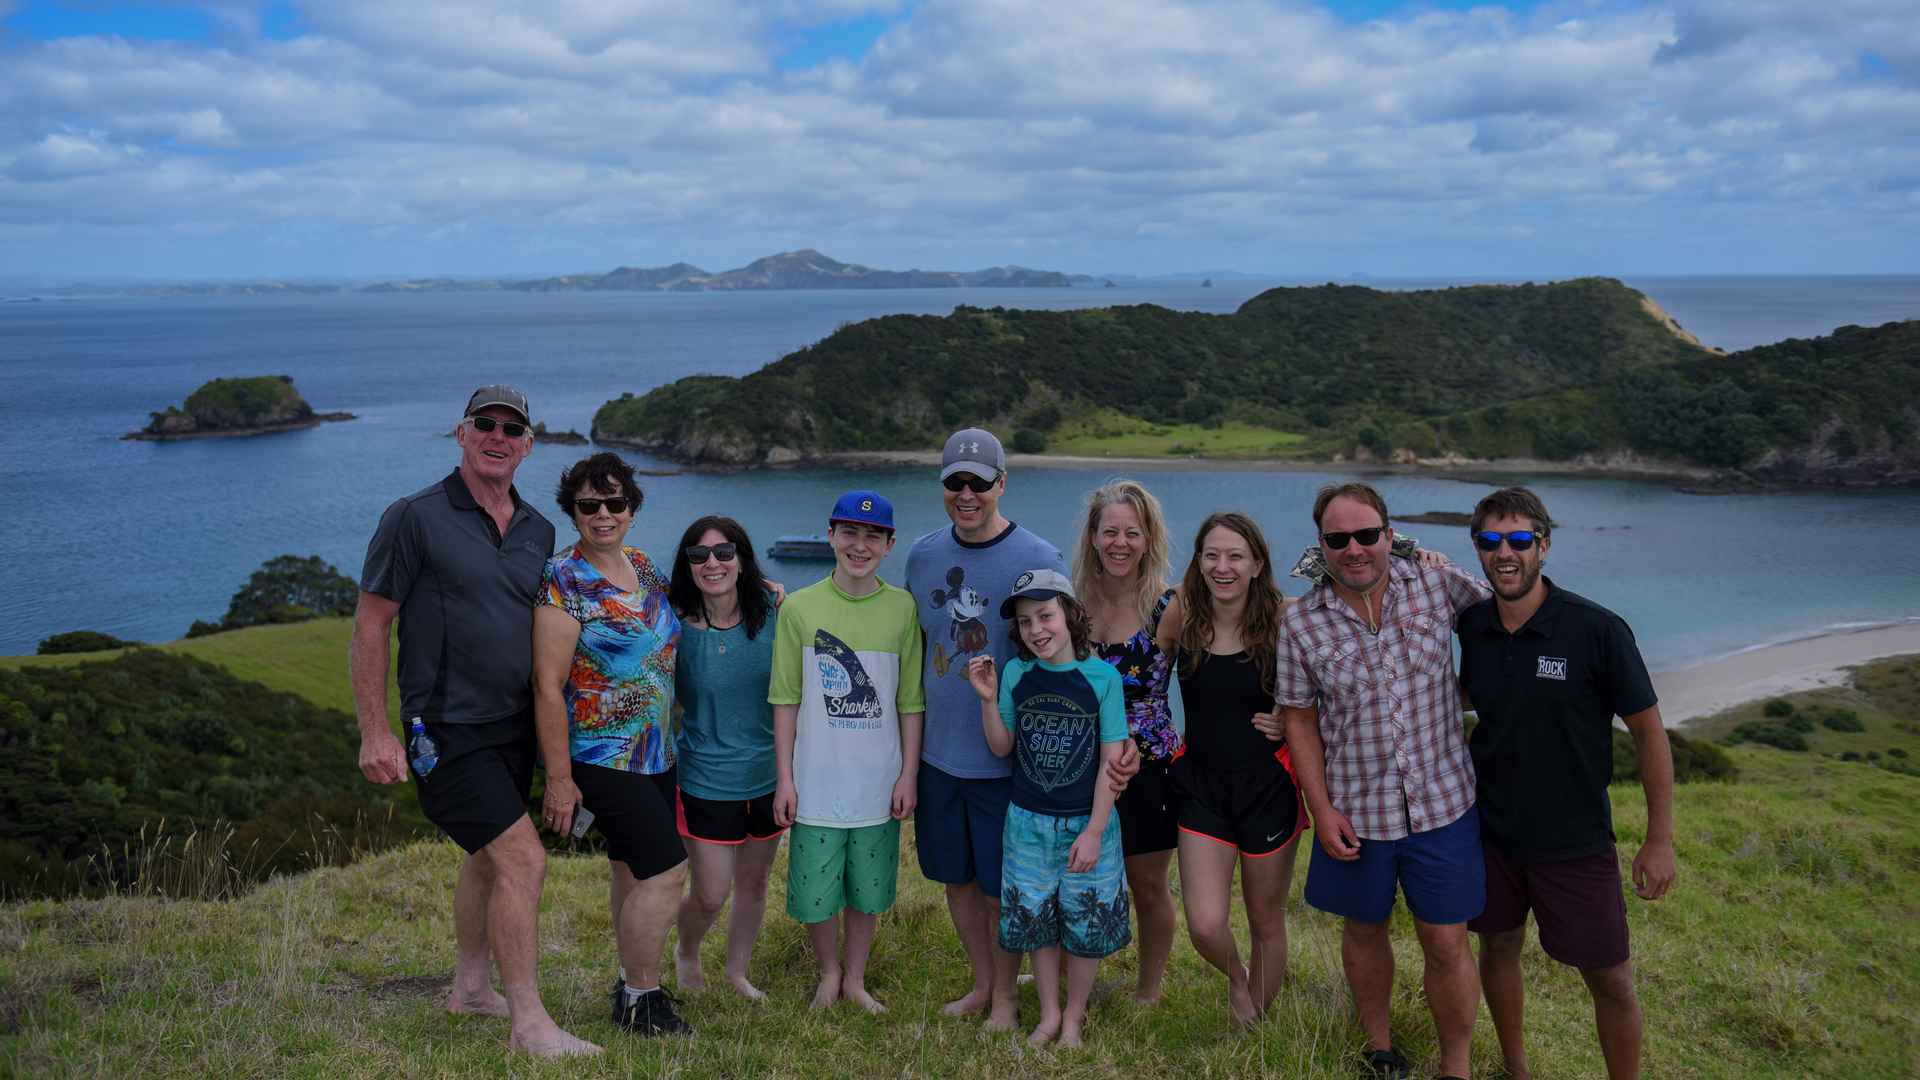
[1093,589,1181,761]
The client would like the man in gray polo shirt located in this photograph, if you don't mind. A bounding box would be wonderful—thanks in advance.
[351,385,597,1059]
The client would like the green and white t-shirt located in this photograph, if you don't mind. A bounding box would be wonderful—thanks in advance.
[768,577,926,828]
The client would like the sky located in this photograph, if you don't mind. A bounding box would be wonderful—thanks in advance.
[1,0,1915,281]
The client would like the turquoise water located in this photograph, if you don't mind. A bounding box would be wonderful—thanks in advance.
[2,279,1916,662]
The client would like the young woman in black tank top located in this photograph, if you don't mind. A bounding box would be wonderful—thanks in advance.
[1155,511,1304,1027]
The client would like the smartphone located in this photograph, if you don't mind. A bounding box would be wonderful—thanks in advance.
[569,805,596,840]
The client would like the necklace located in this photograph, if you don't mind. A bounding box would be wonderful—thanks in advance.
[704,604,742,652]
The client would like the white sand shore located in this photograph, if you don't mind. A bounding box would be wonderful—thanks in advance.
[1655,622,1920,726]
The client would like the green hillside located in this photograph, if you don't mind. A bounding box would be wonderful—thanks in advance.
[593,279,1920,484]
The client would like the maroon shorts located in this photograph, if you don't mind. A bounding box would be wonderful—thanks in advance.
[1470,840,1630,970]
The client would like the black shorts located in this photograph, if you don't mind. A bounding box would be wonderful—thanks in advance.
[572,762,687,880]
[1115,754,1179,858]
[1170,751,1303,858]
[412,714,536,854]
[677,789,785,845]
[1470,840,1630,970]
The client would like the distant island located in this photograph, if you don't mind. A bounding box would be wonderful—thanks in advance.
[590,278,1920,488]
[126,376,353,441]
[53,250,1083,297]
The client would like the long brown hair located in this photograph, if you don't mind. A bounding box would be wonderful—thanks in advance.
[1176,511,1284,687]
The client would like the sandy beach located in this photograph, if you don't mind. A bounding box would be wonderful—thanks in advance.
[1655,622,1920,725]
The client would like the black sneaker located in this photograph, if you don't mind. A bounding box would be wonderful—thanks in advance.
[1364,1047,1411,1079]
[614,986,693,1037]
[608,977,627,1025]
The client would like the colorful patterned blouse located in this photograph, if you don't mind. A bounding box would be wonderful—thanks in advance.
[537,545,680,774]
[1093,589,1181,761]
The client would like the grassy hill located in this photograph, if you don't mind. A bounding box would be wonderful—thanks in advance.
[592,279,1920,485]
[6,654,1918,1076]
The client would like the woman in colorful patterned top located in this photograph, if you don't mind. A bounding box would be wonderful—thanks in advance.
[665,514,783,1002]
[1072,479,1181,1005]
[532,452,691,1037]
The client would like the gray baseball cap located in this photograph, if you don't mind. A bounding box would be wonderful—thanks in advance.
[940,427,1005,482]
[465,384,531,424]
[999,567,1076,618]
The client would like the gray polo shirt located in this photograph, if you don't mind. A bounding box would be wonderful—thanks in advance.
[360,468,556,725]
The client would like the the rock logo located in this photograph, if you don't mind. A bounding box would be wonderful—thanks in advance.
[816,628,885,729]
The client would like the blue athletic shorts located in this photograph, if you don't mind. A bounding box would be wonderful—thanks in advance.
[998,805,1132,959]
[1304,806,1484,925]
[914,764,1012,898]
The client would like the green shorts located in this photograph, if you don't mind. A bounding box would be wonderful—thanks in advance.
[786,819,902,923]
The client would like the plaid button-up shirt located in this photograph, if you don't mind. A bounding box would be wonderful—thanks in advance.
[1276,558,1490,841]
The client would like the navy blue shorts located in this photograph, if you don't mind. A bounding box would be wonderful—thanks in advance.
[914,764,1012,899]
[1304,806,1485,925]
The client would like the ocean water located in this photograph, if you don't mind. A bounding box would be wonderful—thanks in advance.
[2,277,1917,665]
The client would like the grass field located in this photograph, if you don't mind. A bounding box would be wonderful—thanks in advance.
[5,638,1918,1077]
[1048,409,1315,459]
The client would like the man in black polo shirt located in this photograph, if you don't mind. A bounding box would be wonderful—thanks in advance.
[351,385,597,1059]
[1456,486,1675,1080]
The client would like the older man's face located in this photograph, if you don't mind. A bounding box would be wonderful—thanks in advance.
[1319,495,1392,594]
[455,404,533,485]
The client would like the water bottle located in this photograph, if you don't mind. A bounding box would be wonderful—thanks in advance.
[407,717,438,778]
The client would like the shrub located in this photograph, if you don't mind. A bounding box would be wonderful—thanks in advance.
[1817,708,1865,733]
[1784,713,1816,734]
[1762,699,1795,718]
[1888,747,1909,759]
[1727,721,1810,752]
[1612,729,1737,783]
[37,631,136,655]
[1011,428,1048,454]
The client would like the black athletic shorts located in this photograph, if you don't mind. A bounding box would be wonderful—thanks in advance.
[677,789,785,845]
[1170,751,1304,858]
[1115,753,1179,858]
[572,762,687,880]
[412,713,538,854]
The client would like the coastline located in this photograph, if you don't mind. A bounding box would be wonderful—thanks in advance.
[820,448,1723,484]
[122,412,355,441]
[1654,621,1920,726]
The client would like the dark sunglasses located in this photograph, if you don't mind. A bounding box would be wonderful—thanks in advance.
[942,473,996,494]
[685,543,738,564]
[573,497,631,516]
[1474,530,1539,552]
[466,416,527,438]
[1321,527,1385,550]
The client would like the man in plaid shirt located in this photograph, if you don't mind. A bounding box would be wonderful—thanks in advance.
[1278,482,1490,1080]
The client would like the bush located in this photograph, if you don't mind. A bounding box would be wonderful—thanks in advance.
[1817,708,1865,733]
[188,554,358,637]
[37,630,136,655]
[1727,721,1810,752]
[1889,748,1909,759]
[1784,713,1816,733]
[1011,428,1048,454]
[1763,698,1795,718]
[1612,729,1737,783]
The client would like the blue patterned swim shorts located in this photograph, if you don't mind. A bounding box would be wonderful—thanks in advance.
[998,804,1132,959]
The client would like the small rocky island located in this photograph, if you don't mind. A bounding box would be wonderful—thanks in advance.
[126,375,353,441]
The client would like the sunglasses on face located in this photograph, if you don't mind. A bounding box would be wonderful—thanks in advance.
[466,416,527,438]
[943,474,996,494]
[573,497,631,516]
[1321,527,1385,550]
[1474,530,1539,552]
[684,543,738,564]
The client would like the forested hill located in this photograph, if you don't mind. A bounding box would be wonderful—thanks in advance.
[592,278,1920,485]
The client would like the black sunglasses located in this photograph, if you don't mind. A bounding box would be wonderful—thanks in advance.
[573,497,631,516]
[1321,527,1385,550]
[1474,530,1539,552]
[467,416,527,438]
[943,474,996,494]
[685,543,738,564]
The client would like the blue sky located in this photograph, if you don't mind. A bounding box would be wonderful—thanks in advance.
[1,0,1914,280]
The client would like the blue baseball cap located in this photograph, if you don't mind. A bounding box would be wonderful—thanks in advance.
[829,490,894,532]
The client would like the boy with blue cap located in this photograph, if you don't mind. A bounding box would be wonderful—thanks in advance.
[770,490,926,1013]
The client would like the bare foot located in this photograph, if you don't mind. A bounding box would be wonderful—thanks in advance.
[506,1024,602,1058]
[725,971,767,1001]
[1129,988,1162,1007]
[942,987,990,1016]
[1059,1018,1084,1048]
[1026,1014,1061,1048]
[811,974,842,1010]
[985,996,1019,1032]
[446,987,510,1017]
[843,983,887,1015]
[1227,979,1259,1027]
[675,946,707,991]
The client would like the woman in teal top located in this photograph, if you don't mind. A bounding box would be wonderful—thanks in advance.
[666,514,783,1001]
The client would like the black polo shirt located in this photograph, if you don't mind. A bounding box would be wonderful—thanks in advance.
[1457,577,1657,861]
[361,468,556,724]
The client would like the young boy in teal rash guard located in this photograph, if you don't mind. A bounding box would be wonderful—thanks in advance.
[966,568,1130,1048]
